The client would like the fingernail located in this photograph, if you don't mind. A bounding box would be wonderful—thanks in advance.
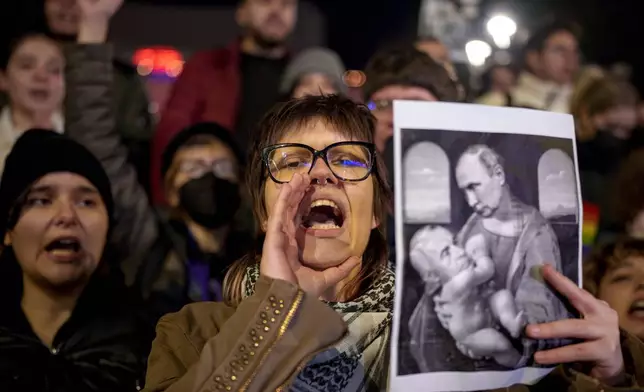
[528,325,540,336]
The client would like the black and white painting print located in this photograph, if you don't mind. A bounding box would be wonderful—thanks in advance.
[389,102,581,392]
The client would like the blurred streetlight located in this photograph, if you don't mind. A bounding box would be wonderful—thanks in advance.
[465,40,492,67]
[486,15,517,49]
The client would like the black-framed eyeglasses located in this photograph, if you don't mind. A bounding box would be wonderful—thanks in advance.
[261,141,376,184]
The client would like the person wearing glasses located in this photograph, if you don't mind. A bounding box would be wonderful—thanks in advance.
[480,20,580,113]
[60,5,255,322]
[143,94,643,392]
[363,45,459,155]
[137,122,255,319]
[362,45,460,267]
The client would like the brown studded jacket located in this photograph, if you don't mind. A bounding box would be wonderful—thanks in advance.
[143,276,644,392]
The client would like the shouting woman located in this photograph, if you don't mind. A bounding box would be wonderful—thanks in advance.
[0,130,149,391]
[143,94,643,392]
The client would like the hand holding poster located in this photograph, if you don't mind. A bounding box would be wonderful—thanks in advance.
[390,101,582,391]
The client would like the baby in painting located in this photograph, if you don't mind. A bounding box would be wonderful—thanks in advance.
[409,226,526,367]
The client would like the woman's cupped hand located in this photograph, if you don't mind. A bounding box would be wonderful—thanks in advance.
[259,173,360,298]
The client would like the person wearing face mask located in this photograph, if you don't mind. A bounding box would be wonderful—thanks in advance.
[162,124,244,230]
[58,0,254,326]
[141,122,253,315]
[0,31,65,174]
[151,0,299,205]
[571,71,640,245]
[143,94,644,392]
[573,72,639,174]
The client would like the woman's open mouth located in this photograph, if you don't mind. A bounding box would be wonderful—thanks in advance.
[45,236,82,261]
[301,199,345,231]
[629,300,644,320]
[28,89,52,102]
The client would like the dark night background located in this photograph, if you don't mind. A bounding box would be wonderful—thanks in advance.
[3,0,644,88]
[122,0,644,90]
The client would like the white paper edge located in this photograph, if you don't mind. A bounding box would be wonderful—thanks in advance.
[389,101,583,392]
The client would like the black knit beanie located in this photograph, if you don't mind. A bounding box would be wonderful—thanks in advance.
[0,129,114,238]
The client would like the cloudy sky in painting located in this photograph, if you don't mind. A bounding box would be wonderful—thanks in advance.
[538,148,578,220]
[404,142,450,223]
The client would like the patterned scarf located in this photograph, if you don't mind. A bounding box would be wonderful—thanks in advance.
[243,265,395,392]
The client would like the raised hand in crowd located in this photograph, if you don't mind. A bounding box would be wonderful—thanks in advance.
[77,0,124,43]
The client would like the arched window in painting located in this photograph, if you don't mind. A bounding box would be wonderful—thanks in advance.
[403,142,450,223]
[537,148,579,223]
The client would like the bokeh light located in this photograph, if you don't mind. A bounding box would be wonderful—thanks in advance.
[343,70,367,88]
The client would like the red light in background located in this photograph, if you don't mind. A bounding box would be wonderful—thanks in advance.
[343,70,366,88]
[133,47,184,78]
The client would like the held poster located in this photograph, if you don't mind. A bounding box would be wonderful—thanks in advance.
[389,101,582,392]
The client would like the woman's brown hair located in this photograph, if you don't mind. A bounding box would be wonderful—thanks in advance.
[584,238,644,296]
[1,32,63,71]
[571,70,638,141]
[362,45,459,103]
[612,149,644,231]
[223,94,392,305]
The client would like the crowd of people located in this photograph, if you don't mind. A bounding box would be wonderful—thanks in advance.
[0,0,643,391]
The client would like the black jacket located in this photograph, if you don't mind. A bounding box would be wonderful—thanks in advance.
[136,213,254,323]
[0,252,152,392]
